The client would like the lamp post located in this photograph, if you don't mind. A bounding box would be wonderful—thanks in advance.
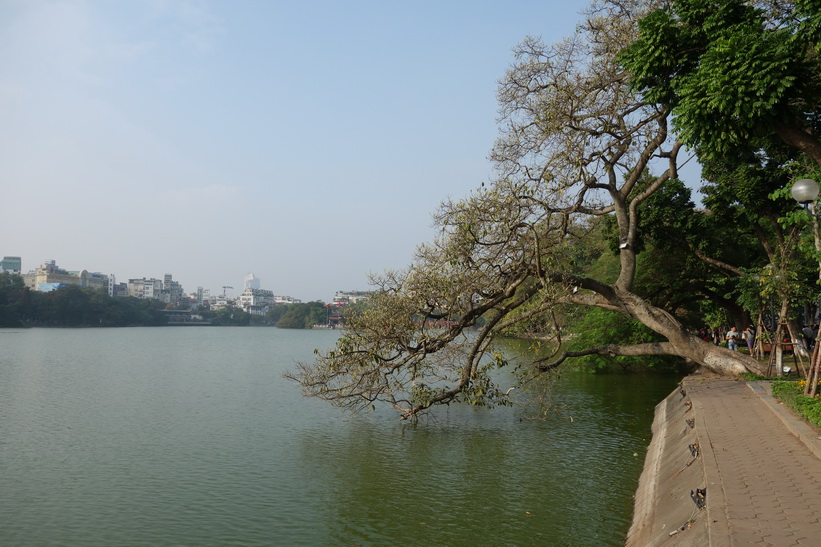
[791,178,820,395]
[791,177,821,282]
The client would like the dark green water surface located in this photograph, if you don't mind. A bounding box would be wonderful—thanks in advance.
[0,328,678,546]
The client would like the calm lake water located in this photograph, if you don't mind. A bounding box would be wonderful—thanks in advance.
[0,327,678,546]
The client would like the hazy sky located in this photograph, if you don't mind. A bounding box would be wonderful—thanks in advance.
[1,1,684,302]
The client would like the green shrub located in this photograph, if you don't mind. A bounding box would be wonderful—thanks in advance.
[771,381,821,429]
[564,307,684,373]
[740,373,770,381]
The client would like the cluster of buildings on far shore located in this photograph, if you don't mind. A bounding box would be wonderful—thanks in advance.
[0,256,294,315]
[1,256,370,318]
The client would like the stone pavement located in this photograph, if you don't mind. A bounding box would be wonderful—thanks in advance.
[627,374,821,546]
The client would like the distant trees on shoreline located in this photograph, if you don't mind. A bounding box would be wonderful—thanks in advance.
[0,272,331,329]
[0,273,168,327]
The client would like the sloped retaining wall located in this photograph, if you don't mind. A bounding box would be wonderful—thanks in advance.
[626,380,711,546]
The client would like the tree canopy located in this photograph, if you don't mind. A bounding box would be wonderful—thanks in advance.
[271,301,328,329]
[0,277,168,328]
[619,0,821,165]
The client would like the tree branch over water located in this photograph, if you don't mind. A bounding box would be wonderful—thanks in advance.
[289,0,764,420]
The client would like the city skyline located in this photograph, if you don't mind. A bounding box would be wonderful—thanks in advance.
[0,2,595,303]
[2,2,706,303]
[4,255,315,301]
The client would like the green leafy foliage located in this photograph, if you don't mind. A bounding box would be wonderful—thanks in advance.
[205,307,251,326]
[771,380,821,428]
[272,301,328,329]
[620,0,821,164]
[565,307,681,372]
[0,272,27,327]
[0,276,169,327]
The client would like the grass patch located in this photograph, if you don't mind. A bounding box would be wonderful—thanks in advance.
[740,372,771,381]
[771,380,821,429]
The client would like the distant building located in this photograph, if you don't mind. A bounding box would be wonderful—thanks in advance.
[22,260,108,292]
[324,291,370,328]
[274,295,302,305]
[238,288,275,315]
[1,256,22,274]
[210,296,234,310]
[112,282,129,298]
[193,287,211,305]
[38,283,67,292]
[163,274,184,305]
[127,275,184,304]
[333,291,371,305]
[244,273,260,290]
[128,278,163,299]
[107,274,128,297]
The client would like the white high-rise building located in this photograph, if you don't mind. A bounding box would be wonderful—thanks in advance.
[244,273,260,290]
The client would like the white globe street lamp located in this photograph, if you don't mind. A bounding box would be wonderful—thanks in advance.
[790,178,821,393]
[789,176,821,281]
[791,178,820,205]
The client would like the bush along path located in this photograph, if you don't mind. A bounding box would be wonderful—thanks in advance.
[771,379,821,429]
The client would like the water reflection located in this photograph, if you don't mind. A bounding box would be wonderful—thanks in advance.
[298,369,677,546]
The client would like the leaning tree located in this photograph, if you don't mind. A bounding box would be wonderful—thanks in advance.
[289,0,765,420]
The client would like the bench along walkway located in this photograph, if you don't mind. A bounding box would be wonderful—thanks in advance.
[628,375,821,546]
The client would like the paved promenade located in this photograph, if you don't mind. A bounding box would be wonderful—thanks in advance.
[628,374,821,546]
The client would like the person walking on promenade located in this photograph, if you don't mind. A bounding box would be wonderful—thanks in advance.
[802,324,816,352]
[743,325,755,353]
[727,326,740,351]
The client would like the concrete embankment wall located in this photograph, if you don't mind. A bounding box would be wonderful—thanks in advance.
[628,375,821,545]
[626,381,710,546]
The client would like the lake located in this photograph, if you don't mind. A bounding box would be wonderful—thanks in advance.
[0,327,678,546]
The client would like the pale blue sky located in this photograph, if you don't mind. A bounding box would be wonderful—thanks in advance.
[1,1,694,302]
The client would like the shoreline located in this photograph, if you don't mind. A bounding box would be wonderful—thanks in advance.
[627,376,710,545]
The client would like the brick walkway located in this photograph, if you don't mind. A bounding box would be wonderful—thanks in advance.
[684,377,821,546]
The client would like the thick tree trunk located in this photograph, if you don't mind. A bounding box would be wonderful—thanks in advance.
[772,120,821,168]
[615,288,764,376]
